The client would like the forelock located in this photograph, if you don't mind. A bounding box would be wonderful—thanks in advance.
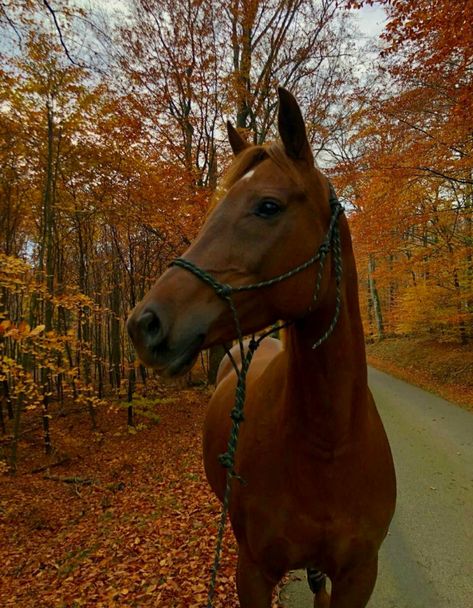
[208,141,305,213]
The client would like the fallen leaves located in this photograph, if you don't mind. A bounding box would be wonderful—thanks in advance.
[366,337,473,411]
[0,388,285,607]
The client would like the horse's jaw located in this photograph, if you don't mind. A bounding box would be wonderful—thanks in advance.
[136,331,206,378]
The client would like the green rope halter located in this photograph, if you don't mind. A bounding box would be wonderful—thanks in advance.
[170,184,344,607]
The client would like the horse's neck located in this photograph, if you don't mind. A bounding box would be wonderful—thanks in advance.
[282,244,369,451]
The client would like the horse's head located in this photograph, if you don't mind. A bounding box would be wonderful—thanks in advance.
[127,88,337,376]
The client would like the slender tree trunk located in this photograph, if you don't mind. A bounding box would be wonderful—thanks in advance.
[453,267,467,345]
[76,217,96,428]
[465,181,472,342]
[0,391,5,434]
[2,379,13,420]
[38,99,56,456]
[9,396,22,474]
[127,364,135,427]
[207,344,230,385]
[95,310,104,399]
[368,255,384,339]
[110,246,122,393]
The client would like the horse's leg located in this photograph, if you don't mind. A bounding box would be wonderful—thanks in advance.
[307,569,331,608]
[329,556,378,608]
[313,585,331,608]
[236,546,276,608]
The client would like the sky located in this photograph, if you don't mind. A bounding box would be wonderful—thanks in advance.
[81,0,388,40]
[355,3,387,39]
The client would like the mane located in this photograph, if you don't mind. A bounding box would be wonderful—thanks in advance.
[208,141,305,214]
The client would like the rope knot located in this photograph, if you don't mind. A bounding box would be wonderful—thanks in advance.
[216,283,232,297]
[218,452,234,469]
[248,337,259,352]
[217,454,246,484]
[230,408,244,423]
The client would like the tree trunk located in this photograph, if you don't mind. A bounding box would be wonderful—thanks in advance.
[368,255,384,339]
[127,364,135,427]
[207,344,229,385]
[9,396,23,474]
[110,247,122,393]
[38,98,56,456]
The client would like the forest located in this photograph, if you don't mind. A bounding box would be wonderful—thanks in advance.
[0,0,472,606]
[1,0,472,456]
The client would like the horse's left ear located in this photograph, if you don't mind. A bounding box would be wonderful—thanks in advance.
[277,87,313,164]
[227,121,250,156]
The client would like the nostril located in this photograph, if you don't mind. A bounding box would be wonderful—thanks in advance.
[138,308,162,341]
[138,310,161,334]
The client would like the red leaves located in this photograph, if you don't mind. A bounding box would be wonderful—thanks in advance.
[0,389,285,607]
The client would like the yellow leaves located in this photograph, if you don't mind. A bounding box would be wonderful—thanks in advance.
[0,253,31,277]
[0,392,264,608]
[1,320,45,340]
[0,319,11,333]
[30,324,46,336]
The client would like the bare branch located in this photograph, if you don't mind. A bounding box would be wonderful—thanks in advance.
[42,0,81,67]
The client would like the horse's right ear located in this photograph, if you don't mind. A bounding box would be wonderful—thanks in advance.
[277,87,313,164]
[227,121,250,156]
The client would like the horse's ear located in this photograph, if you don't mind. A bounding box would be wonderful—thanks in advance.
[227,121,250,156]
[277,87,313,164]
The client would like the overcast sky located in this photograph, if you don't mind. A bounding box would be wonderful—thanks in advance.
[355,3,387,39]
[83,0,388,40]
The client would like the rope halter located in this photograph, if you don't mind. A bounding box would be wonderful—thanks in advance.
[169,183,344,607]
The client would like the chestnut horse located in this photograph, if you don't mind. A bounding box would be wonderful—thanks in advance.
[127,88,396,607]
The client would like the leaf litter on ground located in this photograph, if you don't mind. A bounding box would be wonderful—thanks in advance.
[0,386,285,607]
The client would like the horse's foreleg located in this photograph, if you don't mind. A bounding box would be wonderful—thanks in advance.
[313,585,331,608]
[236,546,276,608]
[329,556,378,608]
[308,569,331,608]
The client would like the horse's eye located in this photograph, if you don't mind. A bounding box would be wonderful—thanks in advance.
[254,199,282,219]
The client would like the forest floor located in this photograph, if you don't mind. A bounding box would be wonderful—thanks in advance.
[0,382,285,608]
[2,337,471,608]
[366,336,473,411]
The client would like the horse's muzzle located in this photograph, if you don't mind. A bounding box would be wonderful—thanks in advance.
[127,303,205,376]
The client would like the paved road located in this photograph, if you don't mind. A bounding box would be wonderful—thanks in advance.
[282,367,473,608]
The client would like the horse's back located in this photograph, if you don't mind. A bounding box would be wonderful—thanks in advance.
[215,336,283,385]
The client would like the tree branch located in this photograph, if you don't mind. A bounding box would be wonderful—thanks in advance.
[42,0,80,67]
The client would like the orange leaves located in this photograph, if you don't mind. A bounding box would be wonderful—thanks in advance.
[337,2,473,344]
[18,320,31,334]
[0,377,288,607]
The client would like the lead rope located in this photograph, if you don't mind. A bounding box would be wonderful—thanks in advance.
[170,189,344,607]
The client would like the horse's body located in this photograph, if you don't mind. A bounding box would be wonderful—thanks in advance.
[127,88,396,607]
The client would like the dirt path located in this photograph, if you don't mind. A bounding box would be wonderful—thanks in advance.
[282,366,473,608]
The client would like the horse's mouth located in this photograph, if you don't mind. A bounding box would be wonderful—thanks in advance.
[141,334,205,378]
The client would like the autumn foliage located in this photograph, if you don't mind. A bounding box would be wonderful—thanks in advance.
[1,0,354,468]
[0,0,472,605]
[339,0,473,344]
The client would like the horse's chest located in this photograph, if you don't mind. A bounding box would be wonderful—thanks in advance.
[232,440,385,570]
